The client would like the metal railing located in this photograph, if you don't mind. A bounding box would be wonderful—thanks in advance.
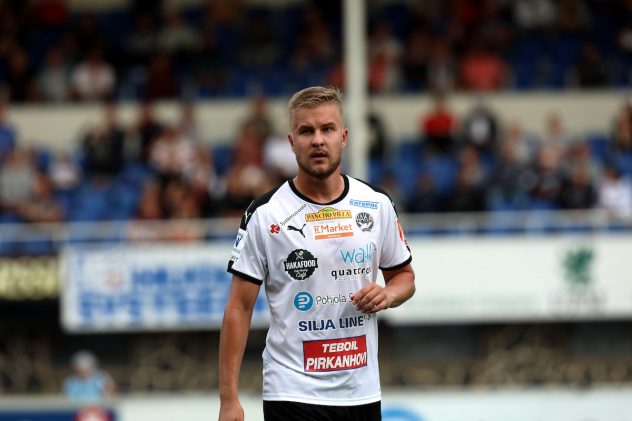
[0,210,631,255]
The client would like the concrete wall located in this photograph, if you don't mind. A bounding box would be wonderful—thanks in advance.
[7,90,628,152]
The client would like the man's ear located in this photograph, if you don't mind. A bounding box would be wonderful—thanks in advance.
[341,128,348,149]
[288,133,295,153]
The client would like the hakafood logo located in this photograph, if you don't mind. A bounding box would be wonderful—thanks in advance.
[283,249,318,280]
[305,207,352,223]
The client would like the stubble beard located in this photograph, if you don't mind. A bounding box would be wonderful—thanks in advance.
[298,154,342,180]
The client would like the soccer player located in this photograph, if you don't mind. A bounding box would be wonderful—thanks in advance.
[219,86,415,421]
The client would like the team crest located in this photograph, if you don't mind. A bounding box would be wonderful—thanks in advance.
[355,212,374,232]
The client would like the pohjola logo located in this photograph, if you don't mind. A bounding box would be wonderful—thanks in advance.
[284,249,318,280]
[294,291,314,311]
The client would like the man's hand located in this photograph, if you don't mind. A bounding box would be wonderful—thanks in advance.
[351,283,393,313]
[218,398,244,421]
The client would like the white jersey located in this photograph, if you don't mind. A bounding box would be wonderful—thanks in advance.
[228,175,411,406]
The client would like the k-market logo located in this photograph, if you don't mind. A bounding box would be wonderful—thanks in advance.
[283,249,318,280]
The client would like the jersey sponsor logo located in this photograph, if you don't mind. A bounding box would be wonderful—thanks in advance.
[312,222,354,240]
[339,243,376,265]
[287,223,307,238]
[283,249,318,280]
[294,291,314,311]
[280,203,306,226]
[331,266,372,281]
[355,212,374,232]
[305,207,352,222]
[230,228,248,261]
[298,315,365,332]
[303,335,368,372]
[269,224,280,234]
[349,199,379,209]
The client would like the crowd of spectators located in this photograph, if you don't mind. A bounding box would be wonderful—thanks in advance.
[1,0,632,247]
[0,0,631,103]
[0,91,631,239]
[383,92,632,219]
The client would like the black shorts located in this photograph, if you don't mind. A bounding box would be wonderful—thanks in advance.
[263,400,381,421]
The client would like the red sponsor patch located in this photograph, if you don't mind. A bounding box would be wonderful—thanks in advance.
[303,335,367,372]
[396,219,408,245]
[270,224,280,234]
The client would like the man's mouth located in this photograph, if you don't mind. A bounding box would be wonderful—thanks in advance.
[311,151,327,158]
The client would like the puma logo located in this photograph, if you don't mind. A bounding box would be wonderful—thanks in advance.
[287,223,307,238]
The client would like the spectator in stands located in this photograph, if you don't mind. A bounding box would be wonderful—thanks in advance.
[149,125,196,185]
[488,139,533,210]
[80,102,125,179]
[157,10,200,60]
[37,46,71,103]
[68,12,108,62]
[502,121,537,165]
[426,39,457,93]
[263,134,298,185]
[401,29,430,92]
[368,109,389,160]
[241,94,274,144]
[221,123,273,215]
[407,173,443,213]
[48,151,81,192]
[419,91,457,154]
[3,48,38,103]
[556,0,591,36]
[541,112,571,161]
[127,101,164,163]
[528,145,564,208]
[236,10,281,69]
[0,99,17,162]
[612,96,632,154]
[126,12,159,66]
[459,36,509,91]
[0,149,37,217]
[182,145,219,217]
[569,42,610,88]
[598,164,632,219]
[559,165,596,210]
[459,96,499,155]
[368,21,403,93]
[144,51,179,100]
[512,0,557,34]
[562,140,602,184]
[178,101,202,144]
[445,151,487,213]
[71,48,116,102]
[63,350,116,402]
[16,172,65,223]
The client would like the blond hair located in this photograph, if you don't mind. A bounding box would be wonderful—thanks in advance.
[288,86,344,128]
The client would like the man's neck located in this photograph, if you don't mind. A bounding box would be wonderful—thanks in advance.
[293,172,344,204]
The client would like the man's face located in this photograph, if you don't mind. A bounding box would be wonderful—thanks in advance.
[289,103,347,180]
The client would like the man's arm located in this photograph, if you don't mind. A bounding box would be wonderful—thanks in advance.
[218,275,261,421]
[351,264,415,313]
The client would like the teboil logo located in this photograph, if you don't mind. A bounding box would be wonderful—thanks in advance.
[284,249,318,280]
[305,207,352,222]
[303,335,368,372]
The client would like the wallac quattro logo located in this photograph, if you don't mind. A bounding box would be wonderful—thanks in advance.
[294,291,314,311]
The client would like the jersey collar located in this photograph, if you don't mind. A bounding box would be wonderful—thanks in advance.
[289,174,350,205]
